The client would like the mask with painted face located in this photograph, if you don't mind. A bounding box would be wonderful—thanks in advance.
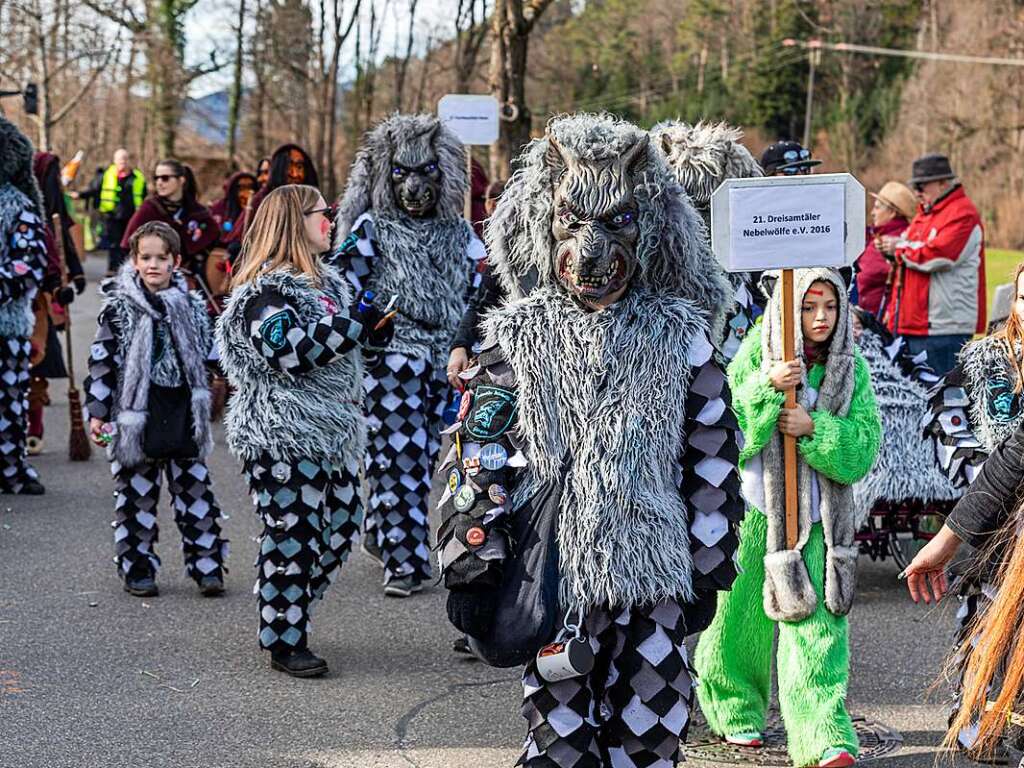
[389,124,442,218]
[547,134,646,302]
[286,149,306,185]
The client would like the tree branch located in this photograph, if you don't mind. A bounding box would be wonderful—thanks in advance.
[49,40,120,124]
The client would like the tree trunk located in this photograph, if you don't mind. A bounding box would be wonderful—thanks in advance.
[119,42,137,147]
[227,0,247,166]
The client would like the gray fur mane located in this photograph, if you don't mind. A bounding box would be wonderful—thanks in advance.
[651,119,763,211]
[485,113,731,336]
[335,113,467,236]
[0,117,44,215]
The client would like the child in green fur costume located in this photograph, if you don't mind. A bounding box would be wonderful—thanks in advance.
[695,268,881,768]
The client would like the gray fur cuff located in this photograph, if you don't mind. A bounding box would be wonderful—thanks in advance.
[114,409,147,469]
[824,545,859,616]
[763,549,817,622]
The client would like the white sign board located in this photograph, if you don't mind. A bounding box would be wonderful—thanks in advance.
[710,173,865,273]
[438,94,499,145]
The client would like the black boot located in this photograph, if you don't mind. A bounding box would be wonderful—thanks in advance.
[270,649,328,678]
[197,575,225,597]
[123,570,159,597]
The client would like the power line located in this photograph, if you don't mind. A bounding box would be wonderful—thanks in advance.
[783,38,1024,67]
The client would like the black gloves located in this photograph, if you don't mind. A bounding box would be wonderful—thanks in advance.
[348,295,395,354]
[73,274,86,294]
[446,592,497,637]
[55,285,75,307]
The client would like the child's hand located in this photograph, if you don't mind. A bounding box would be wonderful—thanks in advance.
[768,360,802,392]
[89,418,106,447]
[778,405,815,437]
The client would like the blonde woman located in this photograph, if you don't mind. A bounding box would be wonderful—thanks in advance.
[217,185,392,677]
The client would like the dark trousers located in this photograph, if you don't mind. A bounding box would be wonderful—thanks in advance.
[0,337,40,492]
[903,334,971,377]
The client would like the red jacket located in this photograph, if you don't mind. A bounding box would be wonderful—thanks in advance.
[883,185,985,336]
[855,216,908,315]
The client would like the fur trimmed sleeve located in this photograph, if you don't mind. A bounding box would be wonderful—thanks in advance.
[85,306,122,422]
[798,352,881,485]
[922,361,985,488]
[1,208,47,304]
[244,286,364,375]
[727,323,785,465]
[679,342,744,612]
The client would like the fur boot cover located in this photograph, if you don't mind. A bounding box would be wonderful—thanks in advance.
[0,184,45,339]
[216,266,366,467]
[100,264,213,468]
[853,317,959,526]
[485,113,733,342]
[334,114,474,362]
[759,268,863,621]
[482,285,708,612]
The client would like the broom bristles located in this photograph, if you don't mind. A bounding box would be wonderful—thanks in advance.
[67,386,91,461]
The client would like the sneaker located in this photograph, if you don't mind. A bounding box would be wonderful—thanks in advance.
[270,649,328,678]
[453,635,476,657]
[361,535,384,567]
[16,479,45,495]
[124,573,159,597]
[26,436,43,456]
[818,748,855,768]
[384,575,423,598]
[725,732,764,748]
[198,575,225,597]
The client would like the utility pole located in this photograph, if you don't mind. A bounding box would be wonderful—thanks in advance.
[802,40,822,150]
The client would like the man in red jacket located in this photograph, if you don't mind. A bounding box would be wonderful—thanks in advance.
[882,154,985,375]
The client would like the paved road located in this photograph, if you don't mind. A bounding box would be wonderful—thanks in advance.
[1,258,970,768]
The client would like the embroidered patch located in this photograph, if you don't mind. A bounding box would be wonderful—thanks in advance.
[259,310,292,350]
[464,385,518,441]
[986,376,1022,423]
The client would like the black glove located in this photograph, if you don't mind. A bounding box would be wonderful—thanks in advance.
[446,591,497,637]
[55,285,75,307]
[73,274,86,294]
[348,296,394,354]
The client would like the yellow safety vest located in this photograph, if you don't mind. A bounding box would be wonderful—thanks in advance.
[98,166,145,214]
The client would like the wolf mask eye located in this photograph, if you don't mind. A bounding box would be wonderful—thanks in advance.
[609,211,635,229]
[559,208,582,229]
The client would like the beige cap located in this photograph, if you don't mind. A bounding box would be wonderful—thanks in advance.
[871,181,917,220]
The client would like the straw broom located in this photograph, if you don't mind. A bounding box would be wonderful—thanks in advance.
[51,214,91,461]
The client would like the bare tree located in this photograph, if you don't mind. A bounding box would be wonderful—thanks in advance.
[488,0,556,176]
[392,0,419,111]
[227,0,248,166]
[453,0,489,92]
[8,0,117,150]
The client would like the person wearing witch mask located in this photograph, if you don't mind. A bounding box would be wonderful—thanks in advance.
[255,158,271,190]
[243,144,320,234]
[695,269,881,768]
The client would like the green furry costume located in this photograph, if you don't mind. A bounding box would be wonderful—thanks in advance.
[695,271,881,767]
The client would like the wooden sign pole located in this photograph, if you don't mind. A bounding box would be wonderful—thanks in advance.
[781,268,799,549]
[464,146,473,221]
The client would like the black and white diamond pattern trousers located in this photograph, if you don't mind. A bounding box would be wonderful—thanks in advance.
[362,353,446,585]
[519,599,693,768]
[0,337,40,492]
[246,453,362,652]
[111,458,228,581]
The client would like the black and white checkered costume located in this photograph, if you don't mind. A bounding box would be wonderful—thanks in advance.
[85,275,228,583]
[0,202,47,493]
[218,275,368,652]
[333,214,483,586]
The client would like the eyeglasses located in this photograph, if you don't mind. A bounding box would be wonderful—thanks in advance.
[154,174,180,182]
[913,183,926,193]
[304,206,334,217]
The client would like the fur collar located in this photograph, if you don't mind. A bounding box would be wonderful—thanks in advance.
[483,286,708,612]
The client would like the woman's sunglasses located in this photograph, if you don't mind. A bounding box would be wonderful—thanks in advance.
[304,205,335,217]
[154,174,181,182]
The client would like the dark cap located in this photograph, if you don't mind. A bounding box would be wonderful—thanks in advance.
[909,153,955,185]
[760,140,822,175]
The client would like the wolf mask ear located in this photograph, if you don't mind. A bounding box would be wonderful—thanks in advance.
[659,132,674,158]
[621,134,650,177]
[545,134,570,179]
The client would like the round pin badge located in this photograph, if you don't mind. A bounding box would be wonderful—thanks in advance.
[466,526,486,546]
[479,443,509,472]
[488,484,507,506]
[454,485,477,513]
[447,466,462,494]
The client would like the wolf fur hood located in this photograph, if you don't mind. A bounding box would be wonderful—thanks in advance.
[0,117,44,216]
[485,113,732,340]
[752,268,880,621]
[650,119,762,223]
[99,264,213,468]
[333,113,476,363]
[216,266,366,466]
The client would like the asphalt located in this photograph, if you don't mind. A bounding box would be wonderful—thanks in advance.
[0,256,971,768]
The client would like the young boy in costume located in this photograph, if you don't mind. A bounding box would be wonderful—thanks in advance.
[85,221,228,597]
[695,268,881,768]
[437,114,743,768]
